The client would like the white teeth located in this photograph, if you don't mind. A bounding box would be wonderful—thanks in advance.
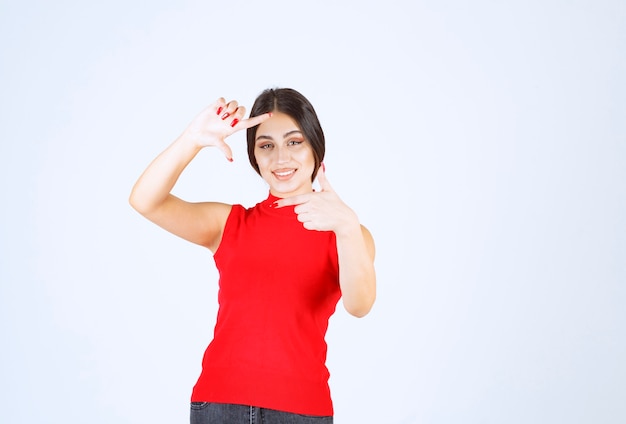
[274,170,295,177]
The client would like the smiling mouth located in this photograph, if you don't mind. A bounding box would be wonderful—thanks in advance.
[272,169,296,178]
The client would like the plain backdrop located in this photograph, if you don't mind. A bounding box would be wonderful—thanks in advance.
[1,1,624,423]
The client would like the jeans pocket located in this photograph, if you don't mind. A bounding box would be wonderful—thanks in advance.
[190,402,210,410]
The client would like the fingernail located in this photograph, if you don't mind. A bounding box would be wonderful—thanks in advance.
[268,112,273,117]
[227,157,233,162]
[321,162,326,172]
[230,118,239,127]
[221,112,230,120]
[217,107,223,115]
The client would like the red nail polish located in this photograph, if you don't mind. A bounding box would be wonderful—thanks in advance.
[321,162,326,172]
[217,107,223,115]
[227,157,233,162]
[221,112,230,120]
[231,118,239,127]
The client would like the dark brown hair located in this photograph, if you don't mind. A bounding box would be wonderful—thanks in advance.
[246,88,325,181]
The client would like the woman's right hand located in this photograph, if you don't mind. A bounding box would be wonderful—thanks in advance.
[181,98,271,161]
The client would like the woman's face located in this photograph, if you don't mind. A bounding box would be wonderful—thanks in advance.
[254,112,315,198]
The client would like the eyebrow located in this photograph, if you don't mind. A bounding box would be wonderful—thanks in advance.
[255,130,303,142]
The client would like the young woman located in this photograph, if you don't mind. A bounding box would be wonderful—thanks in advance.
[129,88,376,423]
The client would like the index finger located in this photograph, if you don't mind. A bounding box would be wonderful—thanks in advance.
[233,112,272,130]
[274,193,313,208]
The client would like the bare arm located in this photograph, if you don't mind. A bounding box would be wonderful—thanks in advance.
[334,222,376,318]
[129,98,271,252]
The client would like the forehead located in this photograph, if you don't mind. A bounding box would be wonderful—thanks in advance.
[256,112,301,138]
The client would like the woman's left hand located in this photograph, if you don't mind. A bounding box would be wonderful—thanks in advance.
[274,165,360,235]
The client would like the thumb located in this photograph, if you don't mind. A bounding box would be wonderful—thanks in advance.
[217,139,234,162]
[316,163,333,192]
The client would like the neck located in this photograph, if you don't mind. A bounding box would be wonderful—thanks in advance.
[269,184,314,199]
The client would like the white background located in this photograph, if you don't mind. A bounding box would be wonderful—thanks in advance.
[1,1,624,423]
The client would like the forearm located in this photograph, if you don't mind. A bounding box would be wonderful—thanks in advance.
[336,224,376,318]
[129,134,202,215]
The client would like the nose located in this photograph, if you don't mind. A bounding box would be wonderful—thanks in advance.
[276,145,290,163]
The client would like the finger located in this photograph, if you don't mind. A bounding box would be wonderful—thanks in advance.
[219,100,239,120]
[214,97,227,115]
[302,221,322,231]
[293,203,310,215]
[228,106,247,128]
[295,210,309,222]
[232,105,247,119]
[274,193,311,208]
[216,139,234,162]
[236,112,272,130]
[316,163,334,192]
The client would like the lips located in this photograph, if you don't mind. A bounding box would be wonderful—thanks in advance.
[272,168,296,179]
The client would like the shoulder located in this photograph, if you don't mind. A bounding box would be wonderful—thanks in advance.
[214,202,257,245]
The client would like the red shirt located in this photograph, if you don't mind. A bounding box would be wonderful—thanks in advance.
[191,193,341,416]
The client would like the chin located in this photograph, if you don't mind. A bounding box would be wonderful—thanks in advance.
[271,181,311,197]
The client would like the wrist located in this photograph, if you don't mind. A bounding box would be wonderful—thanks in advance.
[333,212,361,239]
[176,129,209,152]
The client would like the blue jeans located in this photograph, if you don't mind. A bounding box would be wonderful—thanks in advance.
[190,402,333,424]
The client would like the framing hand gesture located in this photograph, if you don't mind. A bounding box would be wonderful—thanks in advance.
[274,165,360,235]
[182,98,271,161]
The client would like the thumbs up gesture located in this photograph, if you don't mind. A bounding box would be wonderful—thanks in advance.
[274,164,360,234]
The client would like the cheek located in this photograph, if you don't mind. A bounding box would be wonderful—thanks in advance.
[298,147,316,167]
[254,152,268,169]
[254,153,272,179]
[297,151,316,181]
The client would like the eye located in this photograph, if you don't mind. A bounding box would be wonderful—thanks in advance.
[287,140,304,146]
[258,143,273,150]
